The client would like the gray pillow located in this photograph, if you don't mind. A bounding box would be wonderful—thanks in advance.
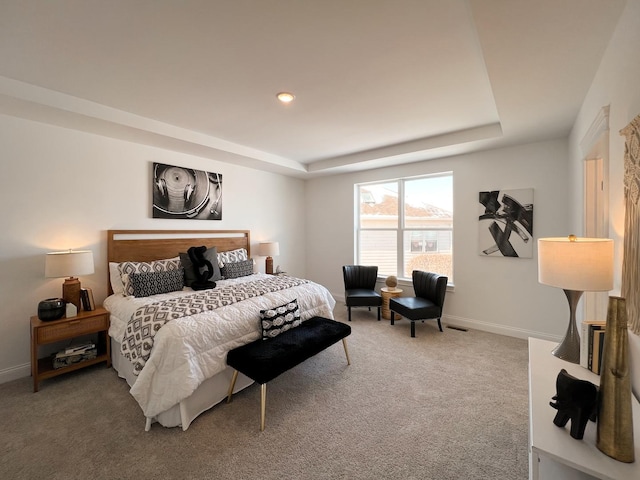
[220,258,254,279]
[179,247,222,287]
[130,268,184,298]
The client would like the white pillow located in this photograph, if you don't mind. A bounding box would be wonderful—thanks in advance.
[217,248,248,268]
[109,262,124,295]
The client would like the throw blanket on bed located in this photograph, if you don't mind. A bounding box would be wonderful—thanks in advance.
[121,276,309,375]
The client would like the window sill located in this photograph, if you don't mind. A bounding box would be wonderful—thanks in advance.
[377,277,454,292]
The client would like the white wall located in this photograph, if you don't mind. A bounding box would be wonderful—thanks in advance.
[569,0,640,399]
[306,138,571,340]
[0,114,306,383]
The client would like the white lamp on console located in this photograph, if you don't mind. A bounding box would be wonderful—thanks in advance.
[537,235,613,363]
[45,250,95,312]
[258,242,279,275]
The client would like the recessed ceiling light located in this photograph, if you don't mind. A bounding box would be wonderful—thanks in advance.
[276,92,295,104]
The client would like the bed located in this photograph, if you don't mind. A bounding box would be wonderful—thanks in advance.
[104,229,336,431]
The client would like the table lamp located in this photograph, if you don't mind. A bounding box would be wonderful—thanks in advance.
[45,250,95,312]
[258,242,279,275]
[537,235,613,363]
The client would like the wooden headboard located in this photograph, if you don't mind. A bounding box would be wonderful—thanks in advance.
[107,229,250,293]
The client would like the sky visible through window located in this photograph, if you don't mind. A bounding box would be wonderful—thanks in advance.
[362,175,453,213]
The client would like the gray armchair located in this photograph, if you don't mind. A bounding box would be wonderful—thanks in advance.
[342,265,382,322]
[389,270,447,337]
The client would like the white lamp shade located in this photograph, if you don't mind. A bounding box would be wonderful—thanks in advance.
[538,237,613,291]
[45,250,95,278]
[258,242,280,257]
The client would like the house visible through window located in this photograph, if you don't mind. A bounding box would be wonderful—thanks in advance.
[356,173,453,282]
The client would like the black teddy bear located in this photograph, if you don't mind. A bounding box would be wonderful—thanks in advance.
[187,246,217,291]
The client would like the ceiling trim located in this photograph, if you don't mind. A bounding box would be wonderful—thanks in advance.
[580,105,610,158]
[0,76,307,175]
[307,123,503,173]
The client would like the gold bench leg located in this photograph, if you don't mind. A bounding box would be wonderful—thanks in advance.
[342,338,351,365]
[226,370,239,403]
[260,383,267,431]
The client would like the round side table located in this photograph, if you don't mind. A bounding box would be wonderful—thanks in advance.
[381,287,403,320]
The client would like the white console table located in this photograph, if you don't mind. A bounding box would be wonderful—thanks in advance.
[528,337,640,480]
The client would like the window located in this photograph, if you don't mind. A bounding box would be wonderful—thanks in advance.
[356,173,453,282]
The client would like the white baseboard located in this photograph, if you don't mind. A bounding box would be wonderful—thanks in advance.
[0,363,31,385]
[443,313,562,342]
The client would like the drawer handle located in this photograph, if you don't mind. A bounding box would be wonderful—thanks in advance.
[68,320,81,325]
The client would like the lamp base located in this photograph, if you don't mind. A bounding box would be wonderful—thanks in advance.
[62,277,82,313]
[265,256,274,275]
[551,289,583,364]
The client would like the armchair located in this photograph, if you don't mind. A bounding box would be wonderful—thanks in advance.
[389,270,447,337]
[342,265,382,322]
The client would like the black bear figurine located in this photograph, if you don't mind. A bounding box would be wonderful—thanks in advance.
[549,368,598,440]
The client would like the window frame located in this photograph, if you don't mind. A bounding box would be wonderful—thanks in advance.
[356,172,453,282]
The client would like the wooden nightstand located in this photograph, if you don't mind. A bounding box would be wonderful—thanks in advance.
[30,307,111,392]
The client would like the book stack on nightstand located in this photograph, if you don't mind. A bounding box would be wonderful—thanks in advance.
[80,288,95,311]
[53,341,97,369]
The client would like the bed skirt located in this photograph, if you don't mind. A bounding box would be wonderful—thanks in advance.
[110,337,253,431]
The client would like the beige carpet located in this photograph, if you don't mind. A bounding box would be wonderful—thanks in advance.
[0,303,529,479]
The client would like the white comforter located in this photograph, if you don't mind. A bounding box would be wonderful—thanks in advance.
[104,273,336,418]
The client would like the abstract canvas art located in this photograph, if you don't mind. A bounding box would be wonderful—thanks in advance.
[478,188,533,258]
[152,162,222,220]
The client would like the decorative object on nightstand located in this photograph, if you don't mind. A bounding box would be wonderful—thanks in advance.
[45,249,95,313]
[537,235,613,364]
[597,295,635,463]
[65,302,77,318]
[258,242,279,275]
[37,297,65,321]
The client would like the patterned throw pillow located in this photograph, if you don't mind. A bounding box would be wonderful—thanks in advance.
[217,248,248,267]
[179,247,222,286]
[260,299,301,340]
[220,258,254,279]
[130,269,185,298]
[118,257,181,296]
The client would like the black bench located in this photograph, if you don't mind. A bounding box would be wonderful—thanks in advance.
[226,316,351,431]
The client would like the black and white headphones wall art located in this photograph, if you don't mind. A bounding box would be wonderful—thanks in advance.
[152,162,222,220]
